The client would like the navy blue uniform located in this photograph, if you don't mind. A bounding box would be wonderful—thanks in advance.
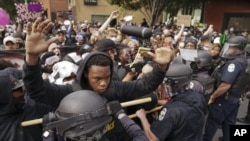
[150,90,207,141]
[203,55,248,141]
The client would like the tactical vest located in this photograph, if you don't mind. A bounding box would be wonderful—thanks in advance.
[192,74,215,96]
[212,57,249,94]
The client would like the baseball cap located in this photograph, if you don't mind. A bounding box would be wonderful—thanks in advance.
[56,29,65,34]
[94,39,116,52]
[3,36,16,45]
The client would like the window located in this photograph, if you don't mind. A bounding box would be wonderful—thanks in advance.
[91,15,109,24]
[222,13,250,32]
[84,0,97,5]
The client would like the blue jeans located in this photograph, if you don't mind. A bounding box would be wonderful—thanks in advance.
[203,97,240,141]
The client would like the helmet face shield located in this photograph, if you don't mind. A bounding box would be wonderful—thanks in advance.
[220,43,238,58]
[163,75,191,97]
[163,78,179,97]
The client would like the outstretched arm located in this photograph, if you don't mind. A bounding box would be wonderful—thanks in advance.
[136,109,160,141]
[174,24,185,42]
[25,17,58,65]
[98,9,119,32]
[109,101,149,141]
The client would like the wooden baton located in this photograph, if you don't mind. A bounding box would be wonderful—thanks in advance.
[21,97,153,127]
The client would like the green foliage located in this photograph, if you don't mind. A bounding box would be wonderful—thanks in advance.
[106,0,203,26]
[107,0,142,10]
[0,0,35,23]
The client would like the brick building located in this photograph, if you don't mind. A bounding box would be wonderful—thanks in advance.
[204,0,250,32]
[38,0,69,22]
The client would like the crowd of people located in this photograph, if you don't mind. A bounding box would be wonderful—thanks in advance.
[1,9,250,141]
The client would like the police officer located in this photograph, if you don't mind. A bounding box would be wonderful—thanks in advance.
[189,49,215,103]
[203,36,249,141]
[237,43,250,124]
[136,63,207,141]
[43,90,148,141]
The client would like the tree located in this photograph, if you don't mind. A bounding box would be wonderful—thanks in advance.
[107,0,203,26]
[165,0,203,24]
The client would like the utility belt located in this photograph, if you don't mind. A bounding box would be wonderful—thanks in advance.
[220,92,242,101]
[214,92,243,105]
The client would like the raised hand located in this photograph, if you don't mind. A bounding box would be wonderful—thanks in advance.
[25,17,58,65]
[110,9,119,19]
[147,47,175,71]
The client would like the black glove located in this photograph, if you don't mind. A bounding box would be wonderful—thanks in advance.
[136,93,158,111]
[43,112,56,127]
[108,100,124,118]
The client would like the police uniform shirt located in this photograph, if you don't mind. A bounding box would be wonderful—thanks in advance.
[221,61,242,85]
[221,58,246,94]
[150,91,206,141]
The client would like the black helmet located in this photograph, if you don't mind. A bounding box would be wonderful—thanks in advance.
[48,90,112,140]
[220,36,247,58]
[244,44,250,54]
[227,36,247,50]
[191,50,212,71]
[164,63,192,96]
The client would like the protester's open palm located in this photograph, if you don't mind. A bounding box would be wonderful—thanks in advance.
[148,47,174,66]
[25,18,57,55]
[110,9,119,19]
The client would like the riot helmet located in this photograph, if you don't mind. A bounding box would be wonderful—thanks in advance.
[190,50,212,71]
[163,63,192,97]
[46,90,113,140]
[244,44,250,57]
[220,36,247,58]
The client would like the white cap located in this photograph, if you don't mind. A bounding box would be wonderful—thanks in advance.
[3,36,16,45]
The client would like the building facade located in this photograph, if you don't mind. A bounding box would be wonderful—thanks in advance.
[204,0,250,32]
[39,0,69,22]
[70,0,147,25]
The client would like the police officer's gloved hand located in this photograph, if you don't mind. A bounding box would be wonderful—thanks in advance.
[108,100,125,118]
[136,93,158,111]
[42,112,56,127]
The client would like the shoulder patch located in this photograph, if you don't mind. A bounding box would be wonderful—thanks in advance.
[227,63,235,72]
[158,108,167,121]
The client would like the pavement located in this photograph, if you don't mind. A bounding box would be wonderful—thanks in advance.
[211,97,250,141]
